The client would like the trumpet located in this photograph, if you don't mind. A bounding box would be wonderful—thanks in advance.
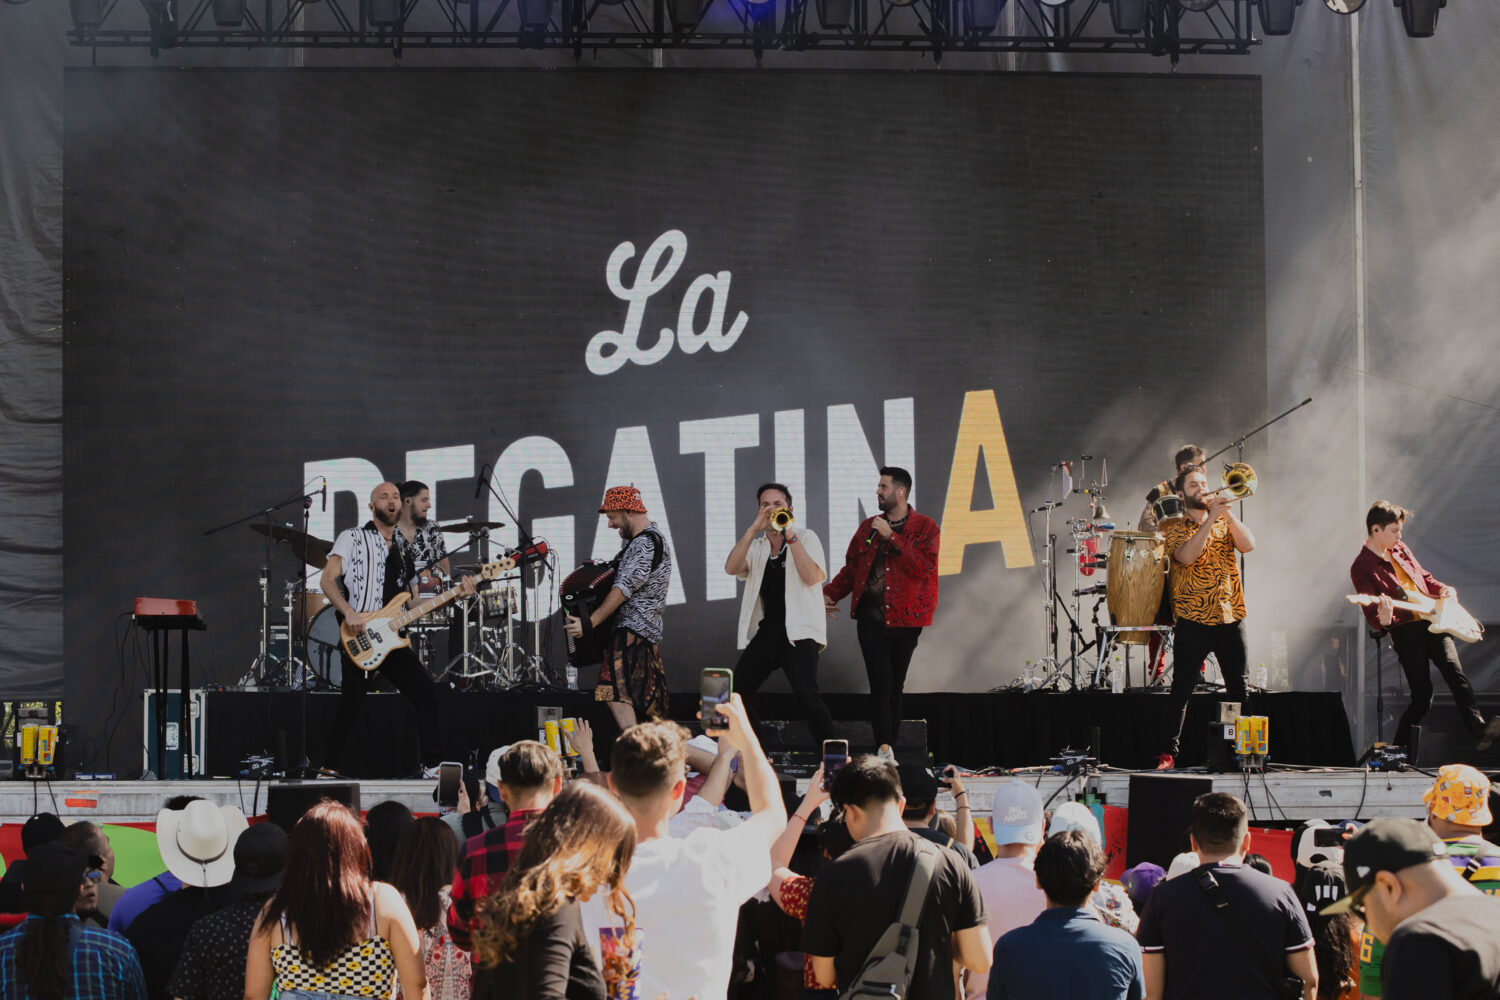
[1204,462,1257,500]
[770,509,794,532]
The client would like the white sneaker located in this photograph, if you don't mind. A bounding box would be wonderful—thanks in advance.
[877,744,896,763]
[421,765,441,779]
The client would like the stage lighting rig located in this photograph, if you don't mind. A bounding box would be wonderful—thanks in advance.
[1256,0,1301,34]
[1395,0,1443,37]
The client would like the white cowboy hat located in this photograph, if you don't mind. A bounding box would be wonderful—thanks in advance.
[156,801,248,888]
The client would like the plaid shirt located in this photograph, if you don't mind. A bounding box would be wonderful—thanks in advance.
[446,807,542,953]
[0,915,147,1000]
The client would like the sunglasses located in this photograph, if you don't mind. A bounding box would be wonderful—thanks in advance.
[82,869,105,884]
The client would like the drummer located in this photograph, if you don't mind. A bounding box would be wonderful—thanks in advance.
[1138,445,1205,681]
[395,480,451,593]
[1154,464,1255,770]
[1137,444,1204,531]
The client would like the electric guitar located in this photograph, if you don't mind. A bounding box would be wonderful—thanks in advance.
[341,555,517,671]
[1345,590,1485,644]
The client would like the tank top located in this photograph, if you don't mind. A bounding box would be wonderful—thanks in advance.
[272,892,397,997]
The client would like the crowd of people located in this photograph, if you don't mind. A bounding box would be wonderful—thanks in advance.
[1,704,1497,1000]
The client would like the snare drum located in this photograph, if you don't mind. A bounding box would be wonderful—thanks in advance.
[1105,531,1167,645]
[1151,494,1185,526]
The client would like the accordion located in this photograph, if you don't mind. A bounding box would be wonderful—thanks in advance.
[560,560,617,667]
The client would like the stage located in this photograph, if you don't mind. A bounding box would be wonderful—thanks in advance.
[128,687,1360,780]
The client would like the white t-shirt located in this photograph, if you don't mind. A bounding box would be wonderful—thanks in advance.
[579,818,775,1000]
[968,855,1047,1000]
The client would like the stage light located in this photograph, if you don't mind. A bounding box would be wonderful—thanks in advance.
[1321,0,1363,10]
[963,0,1006,33]
[1256,0,1300,34]
[1109,0,1148,32]
[69,0,103,29]
[817,0,853,28]
[367,0,404,26]
[519,0,553,27]
[669,0,700,28]
[213,0,247,26]
[1395,0,1442,37]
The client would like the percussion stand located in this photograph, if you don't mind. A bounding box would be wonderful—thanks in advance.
[445,527,500,683]
[476,470,562,690]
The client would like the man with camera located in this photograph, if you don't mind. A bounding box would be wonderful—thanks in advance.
[724,481,835,746]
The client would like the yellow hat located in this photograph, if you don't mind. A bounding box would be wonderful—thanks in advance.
[1423,764,1493,826]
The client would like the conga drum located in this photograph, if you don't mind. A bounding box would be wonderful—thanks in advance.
[1105,531,1167,645]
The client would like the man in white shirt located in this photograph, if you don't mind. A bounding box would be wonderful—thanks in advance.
[723,482,835,745]
[579,694,785,1000]
[969,779,1048,1000]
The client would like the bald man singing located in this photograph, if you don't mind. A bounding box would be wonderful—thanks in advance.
[321,482,474,776]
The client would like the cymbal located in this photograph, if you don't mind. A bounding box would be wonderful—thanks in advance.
[250,523,333,568]
[436,520,506,533]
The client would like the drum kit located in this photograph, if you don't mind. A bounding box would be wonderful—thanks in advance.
[242,517,554,692]
[1023,458,1257,693]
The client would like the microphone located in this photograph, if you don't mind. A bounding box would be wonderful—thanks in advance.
[865,517,885,545]
[474,462,490,500]
[320,478,327,512]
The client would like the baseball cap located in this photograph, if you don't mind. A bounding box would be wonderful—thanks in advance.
[21,842,88,894]
[1294,860,1347,915]
[1048,801,1103,847]
[21,813,65,855]
[1424,764,1493,826]
[898,765,939,812]
[989,780,1044,845]
[485,745,510,790]
[1166,851,1201,880]
[1121,862,1166,909]
[1321,817,1448,915]
[229,822,290,895]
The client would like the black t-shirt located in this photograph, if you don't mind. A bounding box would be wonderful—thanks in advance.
[1137,862,1313,1000]
[471,899,604,1000]
[758,546,787,630]
[802,829,988,1000]
[910,825,981,871]
[1382,892,1500,1000]
[125,883,243,1000]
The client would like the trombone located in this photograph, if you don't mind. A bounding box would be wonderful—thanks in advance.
[1204,462,1257,500]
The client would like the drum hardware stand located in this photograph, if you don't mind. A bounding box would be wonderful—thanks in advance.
[475,469,563,689]
[202,483,324,689]
[1025,461,1072,691]
[1093,624,1173,690]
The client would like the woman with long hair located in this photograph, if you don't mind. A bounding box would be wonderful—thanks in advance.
[365,800,416,883]
[471,782,636,1000]
[388,817,470,1000]
[245,800,428,1000]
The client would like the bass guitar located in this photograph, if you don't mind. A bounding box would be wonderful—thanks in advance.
[341,555,517,671]
[1345,590,1484,644]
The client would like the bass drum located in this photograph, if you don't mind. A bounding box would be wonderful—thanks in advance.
[306,606,345,689]
[1105,531,1167,646]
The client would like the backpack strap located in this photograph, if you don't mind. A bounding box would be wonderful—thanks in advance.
[897,840,940,928]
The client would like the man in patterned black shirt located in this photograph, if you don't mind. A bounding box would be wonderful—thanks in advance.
[565,485,673,730]
[394,479,451,586]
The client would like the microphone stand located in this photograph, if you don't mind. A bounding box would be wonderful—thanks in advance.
[1204,397,1314,586]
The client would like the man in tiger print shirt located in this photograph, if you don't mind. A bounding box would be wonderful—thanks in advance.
[1156,465,1255,770]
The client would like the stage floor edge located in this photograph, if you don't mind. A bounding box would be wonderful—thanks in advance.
[0,769,1433,824]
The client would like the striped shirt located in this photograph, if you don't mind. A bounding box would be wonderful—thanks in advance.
[329,524,395,614]
[0,914,147,1000]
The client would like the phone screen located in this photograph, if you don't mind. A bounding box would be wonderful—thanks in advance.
[1312,826,1345,848]
[822,739,849,790]
[700,669,733,730]
[436,761,463,809]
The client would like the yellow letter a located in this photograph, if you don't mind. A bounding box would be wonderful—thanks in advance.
[939,390,1034,575]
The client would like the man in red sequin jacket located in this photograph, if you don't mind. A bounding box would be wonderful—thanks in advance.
[824,467,940,751]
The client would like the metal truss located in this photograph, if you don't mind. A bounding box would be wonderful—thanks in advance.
[68,0,1262,60]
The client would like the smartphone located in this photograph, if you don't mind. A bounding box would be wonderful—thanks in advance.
[822,739,850,790]
[700,668,733,731]
[1312,826,1345,848]
[436,761,463,809]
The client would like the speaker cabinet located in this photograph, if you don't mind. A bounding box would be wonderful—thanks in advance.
[267,780,361,832]
[1126,773,1215,868]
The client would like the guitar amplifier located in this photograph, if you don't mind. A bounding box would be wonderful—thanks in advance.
[144,689,207,779]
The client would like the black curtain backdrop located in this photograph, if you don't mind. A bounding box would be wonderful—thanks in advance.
[63,69,1265,775]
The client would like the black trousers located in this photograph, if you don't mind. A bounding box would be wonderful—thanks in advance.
[1164,618,1248,755]
[856,600,923,749]
[330,644,441,770]
[735,623,835,747]
[1388,620,1485,745]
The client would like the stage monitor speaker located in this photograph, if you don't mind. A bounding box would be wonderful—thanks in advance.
[1126,773,1215,869]
[267,780,361,832]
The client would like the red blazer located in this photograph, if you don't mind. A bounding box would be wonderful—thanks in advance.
[824,508,940,627]
[1349,542,1444,633]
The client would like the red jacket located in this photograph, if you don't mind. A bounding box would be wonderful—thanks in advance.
[1349,542,1444,633]
[824,508,940,627]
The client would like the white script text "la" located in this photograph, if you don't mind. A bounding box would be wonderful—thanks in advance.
[586,229,749,376]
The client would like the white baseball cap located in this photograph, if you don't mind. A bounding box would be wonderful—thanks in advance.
[989,780,1045,845]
